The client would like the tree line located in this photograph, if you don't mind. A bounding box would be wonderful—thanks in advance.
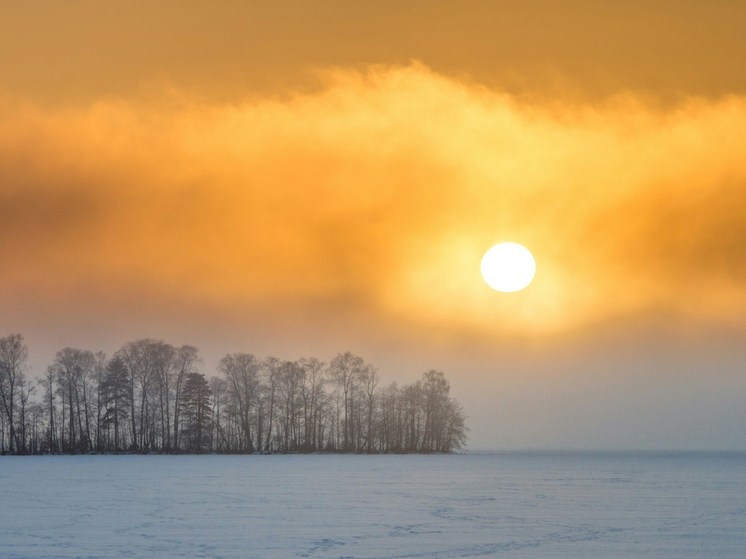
[0,334,467,455]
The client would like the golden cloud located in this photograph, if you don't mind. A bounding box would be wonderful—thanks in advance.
[1,64,745,337]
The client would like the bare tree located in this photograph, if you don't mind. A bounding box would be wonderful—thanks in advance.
[149,342,176,450]
[209,376,228,452]
[261,357,282,452]
[329,352,365,451]
[219,353,260,453]
[172,345,200,450]
[92,352,107,451]
[39,366,58,452]
[360,365,379,453]
[298,357,325,450]
[0,334,467,455]
[17,381,35,452]
[117,339,158,451]
[378,382,400,452]
[402,381,423,452]
[277,360,304,452]
[52,347,96,452]
[0,334,28,453]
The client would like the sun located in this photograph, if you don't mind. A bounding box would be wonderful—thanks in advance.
[481,242,536,293]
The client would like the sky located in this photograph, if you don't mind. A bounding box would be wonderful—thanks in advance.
[2,0,745,450]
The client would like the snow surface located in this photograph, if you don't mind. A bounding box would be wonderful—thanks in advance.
[1,452,745,558]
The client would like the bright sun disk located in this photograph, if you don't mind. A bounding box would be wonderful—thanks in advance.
[481,242,536,293]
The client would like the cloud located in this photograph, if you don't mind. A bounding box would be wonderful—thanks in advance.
[1,64,745,340]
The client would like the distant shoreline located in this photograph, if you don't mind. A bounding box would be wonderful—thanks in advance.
[4,449,745,458]
[0,336,468,456]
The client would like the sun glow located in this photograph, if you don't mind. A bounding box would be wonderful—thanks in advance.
[481,242,536,293]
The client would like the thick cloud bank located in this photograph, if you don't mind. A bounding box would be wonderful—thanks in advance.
[2,64,745,339]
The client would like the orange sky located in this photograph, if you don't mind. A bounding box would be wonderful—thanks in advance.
[2,1,745,449]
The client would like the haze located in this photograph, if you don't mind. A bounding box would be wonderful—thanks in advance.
[1,0,745,450]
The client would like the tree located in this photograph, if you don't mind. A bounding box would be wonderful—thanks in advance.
[181,372,212,452]
[219,353,260,453]
[360,364,379,453]
[329,352,365,451]
[442,398,468,452]
[298,357,325,450]
[116,339,160,451]
[151,342,176,450]
[93,351,107,451]
[261,357,282,452]
[402,381,423,452]
[0,334,468,455]
[277,360,304,452]
[378,382,401,452]
[172,345,200,451]
[0,334,28,453]
[209,376,228,452]
[51,347,96,453]
[421,370,450,452]
[39,365,58,452]
[17,380,35,452]
[100,355,131,451]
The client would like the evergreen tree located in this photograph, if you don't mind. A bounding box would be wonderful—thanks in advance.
[100,355,132,451]
[181,372,212,452]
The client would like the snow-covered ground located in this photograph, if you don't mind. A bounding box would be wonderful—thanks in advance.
[1,452,745,558]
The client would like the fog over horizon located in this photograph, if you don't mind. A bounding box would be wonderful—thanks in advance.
[8,311,745,452]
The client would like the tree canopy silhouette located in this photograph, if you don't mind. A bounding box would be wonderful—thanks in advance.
[0,333,467,455]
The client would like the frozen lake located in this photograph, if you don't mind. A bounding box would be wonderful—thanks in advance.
[1,452,745,558]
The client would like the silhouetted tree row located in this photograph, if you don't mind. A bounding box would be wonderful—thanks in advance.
[0,334,467,455]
